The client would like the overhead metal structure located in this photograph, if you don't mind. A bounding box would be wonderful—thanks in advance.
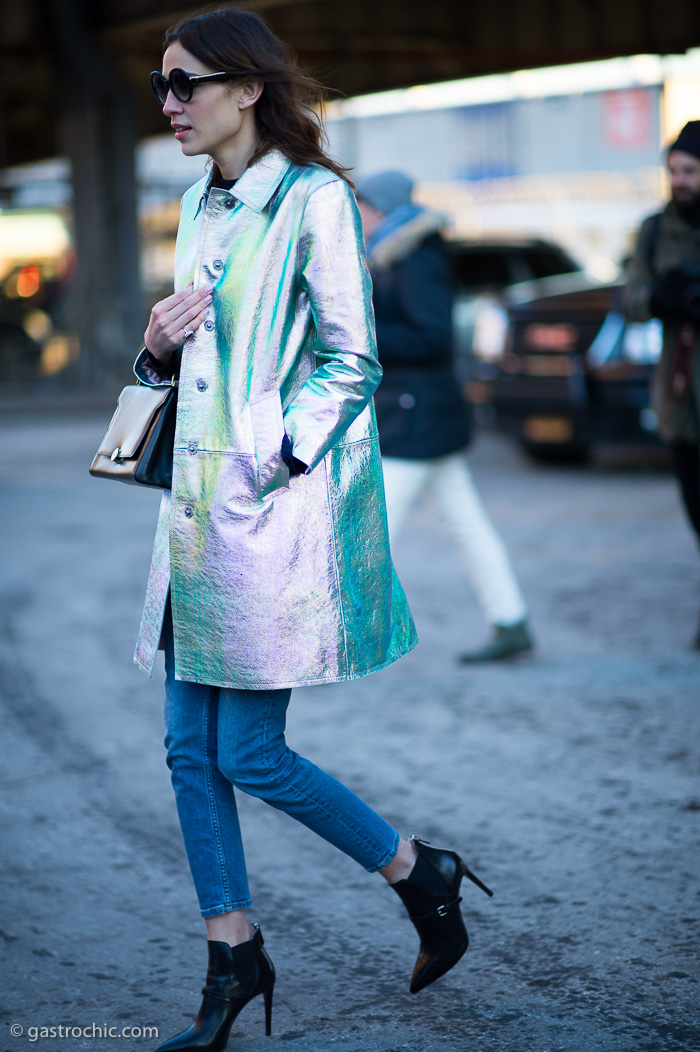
[3,0,700,167]
[1,0,699,384]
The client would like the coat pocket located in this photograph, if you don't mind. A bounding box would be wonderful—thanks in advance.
[249,390,290,499]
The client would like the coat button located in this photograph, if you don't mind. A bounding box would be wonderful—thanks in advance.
[187,440,198,454]
[184,506,194,518]
[196,378,208,392]
[213,259,223,270]
[399,393,416,409]
[224,197,235,209]
[204,320,215,331]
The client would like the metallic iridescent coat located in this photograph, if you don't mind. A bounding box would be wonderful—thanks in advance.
[133,149,417,689]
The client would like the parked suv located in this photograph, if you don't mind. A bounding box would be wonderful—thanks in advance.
[470,275,662,460]
[447,237,583,374]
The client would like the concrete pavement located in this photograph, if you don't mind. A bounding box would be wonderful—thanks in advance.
[1,411,698,1052]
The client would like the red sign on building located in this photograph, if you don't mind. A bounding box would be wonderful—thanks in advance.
[601,88,653,149]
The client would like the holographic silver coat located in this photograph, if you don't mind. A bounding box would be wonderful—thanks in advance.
[134,149,417,689]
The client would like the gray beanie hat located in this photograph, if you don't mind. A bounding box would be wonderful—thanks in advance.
[355,170,415,215]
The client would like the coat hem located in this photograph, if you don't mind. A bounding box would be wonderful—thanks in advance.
[165,634,418,691]
[133,654,155,677]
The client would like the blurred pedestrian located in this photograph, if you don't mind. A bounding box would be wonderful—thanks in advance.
[132,11,492,1052]
[623,120,700,650]
[355,171,534,663]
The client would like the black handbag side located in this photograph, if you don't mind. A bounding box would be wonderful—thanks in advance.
[134,386,178,489]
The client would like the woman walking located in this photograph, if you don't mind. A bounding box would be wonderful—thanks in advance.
[136,9,492,1050]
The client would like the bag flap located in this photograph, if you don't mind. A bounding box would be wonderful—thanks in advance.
[96,385,173,459]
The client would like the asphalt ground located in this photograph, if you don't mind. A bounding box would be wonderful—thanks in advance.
[1,411,698,1052]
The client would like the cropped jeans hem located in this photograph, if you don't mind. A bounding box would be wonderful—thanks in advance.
[200,900,253,919]
[365,830,401,873]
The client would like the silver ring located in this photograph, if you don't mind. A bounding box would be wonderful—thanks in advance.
[183,328,194,339]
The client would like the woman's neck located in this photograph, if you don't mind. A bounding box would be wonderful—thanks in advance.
[211,119,261,181]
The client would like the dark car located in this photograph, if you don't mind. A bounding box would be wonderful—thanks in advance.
[448,237,580,291]
[468,274,663,460]
[446,238,583,376]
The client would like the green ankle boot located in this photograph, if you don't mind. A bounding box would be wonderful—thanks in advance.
[459,619,534,664]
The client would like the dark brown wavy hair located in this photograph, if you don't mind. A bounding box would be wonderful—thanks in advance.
[163,7,352,185]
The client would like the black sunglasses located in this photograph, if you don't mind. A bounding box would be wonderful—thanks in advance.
[150,67,253,105]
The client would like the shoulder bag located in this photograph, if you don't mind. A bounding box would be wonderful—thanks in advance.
[89,378,178,489]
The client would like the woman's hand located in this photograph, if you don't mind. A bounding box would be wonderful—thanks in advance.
[144,283,213,363]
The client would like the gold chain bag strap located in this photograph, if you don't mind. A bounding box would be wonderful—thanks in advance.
[89,378,178,489]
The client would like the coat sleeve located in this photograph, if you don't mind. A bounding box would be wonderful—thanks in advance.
[282,178,382,472]
[133,347,179,387]
[621,214,658,323]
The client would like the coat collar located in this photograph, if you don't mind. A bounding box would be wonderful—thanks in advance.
[200,149,291,215]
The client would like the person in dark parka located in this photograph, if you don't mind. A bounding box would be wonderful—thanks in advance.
[356,170,534,662]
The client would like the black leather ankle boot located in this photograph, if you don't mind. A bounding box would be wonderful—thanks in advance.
[391,837,493,994]
[156,925,275,1052]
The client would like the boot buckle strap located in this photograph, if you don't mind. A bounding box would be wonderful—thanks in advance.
[411,896,462,921]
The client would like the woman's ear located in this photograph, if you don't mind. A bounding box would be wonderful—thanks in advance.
[238,79,264,110]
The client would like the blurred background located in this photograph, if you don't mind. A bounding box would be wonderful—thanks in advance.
[1,0,699,460]
[2,9,699,1048]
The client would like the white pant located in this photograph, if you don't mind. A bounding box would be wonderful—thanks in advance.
[382,453,527,627]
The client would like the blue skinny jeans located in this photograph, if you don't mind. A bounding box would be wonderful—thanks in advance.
[162,609,400,917]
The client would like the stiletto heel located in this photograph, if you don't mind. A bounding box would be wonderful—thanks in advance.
[156,924,275,1051]
[263,986,273,1037]
[461,859,493,898]
[391,836,493,994]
